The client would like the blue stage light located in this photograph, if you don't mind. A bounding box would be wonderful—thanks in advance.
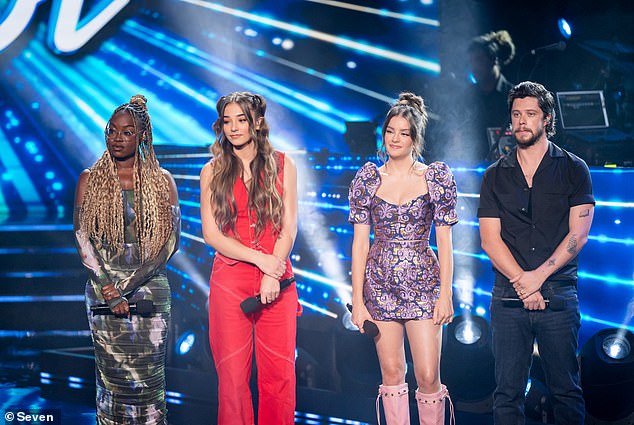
[454,319,482,345]
[558,18,572,39]
[580,329,634,422]
[176,331,196,356]
[602,334,630,360]
[442,315,495,408]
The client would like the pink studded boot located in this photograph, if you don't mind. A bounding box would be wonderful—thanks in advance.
[376,383,410,425]
[415,384,455,425]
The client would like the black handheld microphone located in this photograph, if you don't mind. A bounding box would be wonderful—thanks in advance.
[346,303,380,338]
[240,276,296,314]
[498,295,566,311]
[90,299,155,317]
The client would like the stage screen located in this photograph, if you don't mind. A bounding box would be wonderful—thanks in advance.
[1,0,632,381]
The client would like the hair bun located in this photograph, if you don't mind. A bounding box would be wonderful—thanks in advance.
[397,92,425,115]
[130,94,147,106]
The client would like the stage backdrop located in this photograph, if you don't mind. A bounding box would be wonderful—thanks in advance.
[1,0,632,370]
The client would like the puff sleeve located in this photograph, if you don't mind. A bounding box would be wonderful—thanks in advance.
[427,161,458,227]
[348,162,380,225]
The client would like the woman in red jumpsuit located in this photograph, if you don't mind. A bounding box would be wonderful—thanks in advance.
[199,92,299,425]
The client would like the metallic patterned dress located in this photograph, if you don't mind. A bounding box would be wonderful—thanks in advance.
[74,190,180,425]
[348,162,458,320]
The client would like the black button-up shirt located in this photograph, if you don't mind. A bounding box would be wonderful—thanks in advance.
[477,142,595,284]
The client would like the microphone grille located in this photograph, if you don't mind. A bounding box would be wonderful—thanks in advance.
[240,298,261,314]
[136,300,154,315]
[363,321,380,338]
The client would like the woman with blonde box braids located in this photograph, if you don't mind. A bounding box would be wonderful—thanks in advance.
[73,95,180,425]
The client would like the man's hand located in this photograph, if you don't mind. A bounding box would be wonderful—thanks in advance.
[511,270,545,300]
[522,292,546,311]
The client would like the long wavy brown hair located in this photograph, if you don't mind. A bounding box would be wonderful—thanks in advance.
[209,92,283,237]
[79,95,173,262]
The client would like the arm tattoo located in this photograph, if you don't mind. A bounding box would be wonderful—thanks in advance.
[547,258,556,267]
[566,236,578,255]
[579,209,590,218]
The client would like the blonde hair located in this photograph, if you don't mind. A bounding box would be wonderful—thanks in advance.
[80,95,173,262]
[209,92,283,237]
[378,92,429,163]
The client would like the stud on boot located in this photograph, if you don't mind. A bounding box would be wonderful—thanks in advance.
[415,384,455,425]
[376,383,410,425]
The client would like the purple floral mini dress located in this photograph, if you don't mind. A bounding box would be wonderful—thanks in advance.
[348,162,458,320]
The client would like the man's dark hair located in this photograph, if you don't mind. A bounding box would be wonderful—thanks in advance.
[508,81,557,137]
[468,30,516,66]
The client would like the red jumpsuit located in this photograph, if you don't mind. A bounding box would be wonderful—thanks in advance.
[208,152,298,425]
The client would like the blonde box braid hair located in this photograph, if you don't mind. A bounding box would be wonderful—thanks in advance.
[80,94,172,262]
[209,92,283,238]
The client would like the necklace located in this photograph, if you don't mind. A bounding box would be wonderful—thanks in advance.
[383,160,419,177]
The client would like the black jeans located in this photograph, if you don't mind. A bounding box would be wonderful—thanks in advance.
[490,282,585,425]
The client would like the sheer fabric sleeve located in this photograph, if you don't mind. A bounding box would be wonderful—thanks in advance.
[73,206,123,308]
[115,205,181,296]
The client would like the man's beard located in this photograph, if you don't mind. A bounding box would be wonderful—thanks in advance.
[514,126,544,149]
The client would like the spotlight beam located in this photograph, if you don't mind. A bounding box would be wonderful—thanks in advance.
[122,22,350,133]
[254,49,394,103]
[305,0,440,27]
[179,0,441,73]
[298,299,338,318]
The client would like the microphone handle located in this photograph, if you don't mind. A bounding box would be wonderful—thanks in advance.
[91,300,154,316]
[498,297,550,303]
[240,276,296,313]
[497,296,565,311]
[254,275,295,301]
[91,303,134,316]
[279,276,295,290]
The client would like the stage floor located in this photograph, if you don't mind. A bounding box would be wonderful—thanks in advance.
[0,371,547,425]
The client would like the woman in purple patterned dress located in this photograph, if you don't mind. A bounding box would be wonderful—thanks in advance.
[349,92,458,425]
